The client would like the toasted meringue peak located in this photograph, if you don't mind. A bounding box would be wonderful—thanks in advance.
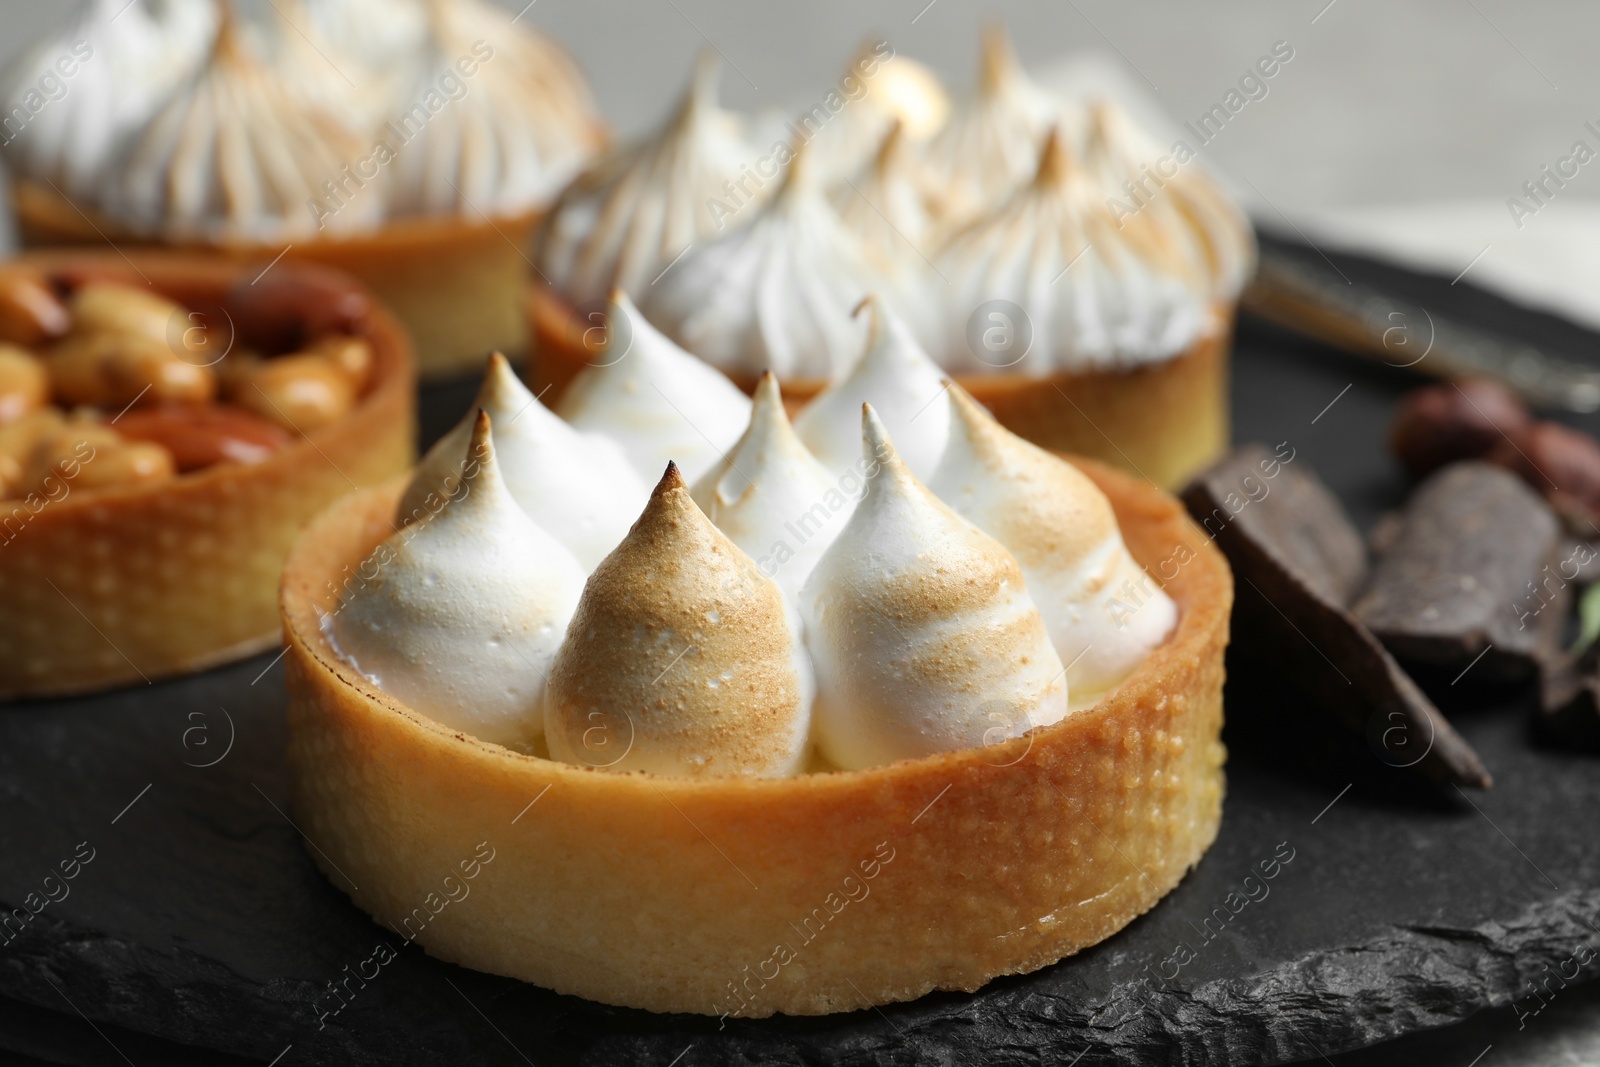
[268,0,399,136]
[544,462,813,777]
[398,352,646,569]
[296,0,428,71]
[326,411,586,748]
[834,121,940,276]
[920,25,1068,230]
[382,0,604,218]
[101,15,379,243]
[928,383,1175,700]
[934,127,1214,373]
[799,406,1067,770]
[793,295,950,479]
[690,373,848,603]
[556,291,752,483]
[641,143,904,381]
[806,40,950,186]
[1084,99,1256,300]
[532,50,759,306]
[0,0,218,199]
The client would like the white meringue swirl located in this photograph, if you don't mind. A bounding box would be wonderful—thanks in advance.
[399,352,646,571]
[934,129,1214,373]
[326,411,586,749]
[800,405,1068,770]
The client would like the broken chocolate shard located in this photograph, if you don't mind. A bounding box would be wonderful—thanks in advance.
[1538,654,1600,752]
[1351,463,1565,681]
[1183,445,1492,789]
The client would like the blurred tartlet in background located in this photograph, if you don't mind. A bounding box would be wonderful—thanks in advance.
[0,251,414,698]
[3,0,604,377]
[527,27,1253,488]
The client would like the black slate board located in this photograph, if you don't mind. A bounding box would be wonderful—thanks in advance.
[1,240,1598,1067]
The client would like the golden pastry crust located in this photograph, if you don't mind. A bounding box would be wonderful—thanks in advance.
[527,280,1231,489]
[0,252,415,699]
[280,458,1230,1017]
[13,177,583,377]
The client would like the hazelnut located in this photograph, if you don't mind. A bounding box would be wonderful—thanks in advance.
[1488,421,1600,535]
[303,334,373,391]
[48,331,217,409]
[114,404,292,472]
[1389,378,1531,479]
[0,344,49,424]
[21,420,176,497]
[69,282,187,349]
[0,265,70,346]
[235,355,355,433]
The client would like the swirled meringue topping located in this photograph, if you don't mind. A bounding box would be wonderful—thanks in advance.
[934,128,1214,373]
[102,15,379,243]
[690,373,848,604]
[805,40,950,187]
[800,405,1067,770]
[833,121,941,279]
[793,295,950,479]
[556,291,752,483]
[326,411,586,748]
[0,0,217,199]
[1084,99,1256,300]
[398,352,646,570]
[532,51,757,307]
[928,384,1175,701]
[641,145,901,381]
[544,462,813,777]
[920,25,1067,230]
[269,0,405,137]
[382,0,604,218]
[297,0,428,71]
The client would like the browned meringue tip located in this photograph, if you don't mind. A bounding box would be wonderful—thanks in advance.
[688,47,721,102]
[1033,126,1074,188]
[979,22,1020,93]
[463,408,498,482]
[860,402,906,473]
[753,370,783,406]
[652,460,688,496]
[872,118,906,169]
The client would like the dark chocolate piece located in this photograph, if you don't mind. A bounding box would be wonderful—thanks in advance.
[1351,463,1564,680]
[1183,445,1492,788]
[1538,653,1600,751]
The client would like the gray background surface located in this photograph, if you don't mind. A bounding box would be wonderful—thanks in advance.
[0,3,1595,1066]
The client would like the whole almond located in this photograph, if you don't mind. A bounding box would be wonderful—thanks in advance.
[114,404,292,472]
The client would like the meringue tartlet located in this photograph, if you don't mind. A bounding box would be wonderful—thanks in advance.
[526,27,1250,489]
[0,250,414,699]
[281,449,1227,1016]
[6,0,604,377]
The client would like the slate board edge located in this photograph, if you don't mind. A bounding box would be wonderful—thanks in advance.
[2,887,1595,1066]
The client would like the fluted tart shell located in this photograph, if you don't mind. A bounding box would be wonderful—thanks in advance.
[280,457,1230,1017]
[527,281,1232,490]
[13,178,555,378]
[0,252,415,700]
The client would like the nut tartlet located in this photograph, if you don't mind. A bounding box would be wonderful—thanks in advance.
[280,455,1228,1016]
[5,0,603,377]
[526,28,1249,489]
[0,252,414,699]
